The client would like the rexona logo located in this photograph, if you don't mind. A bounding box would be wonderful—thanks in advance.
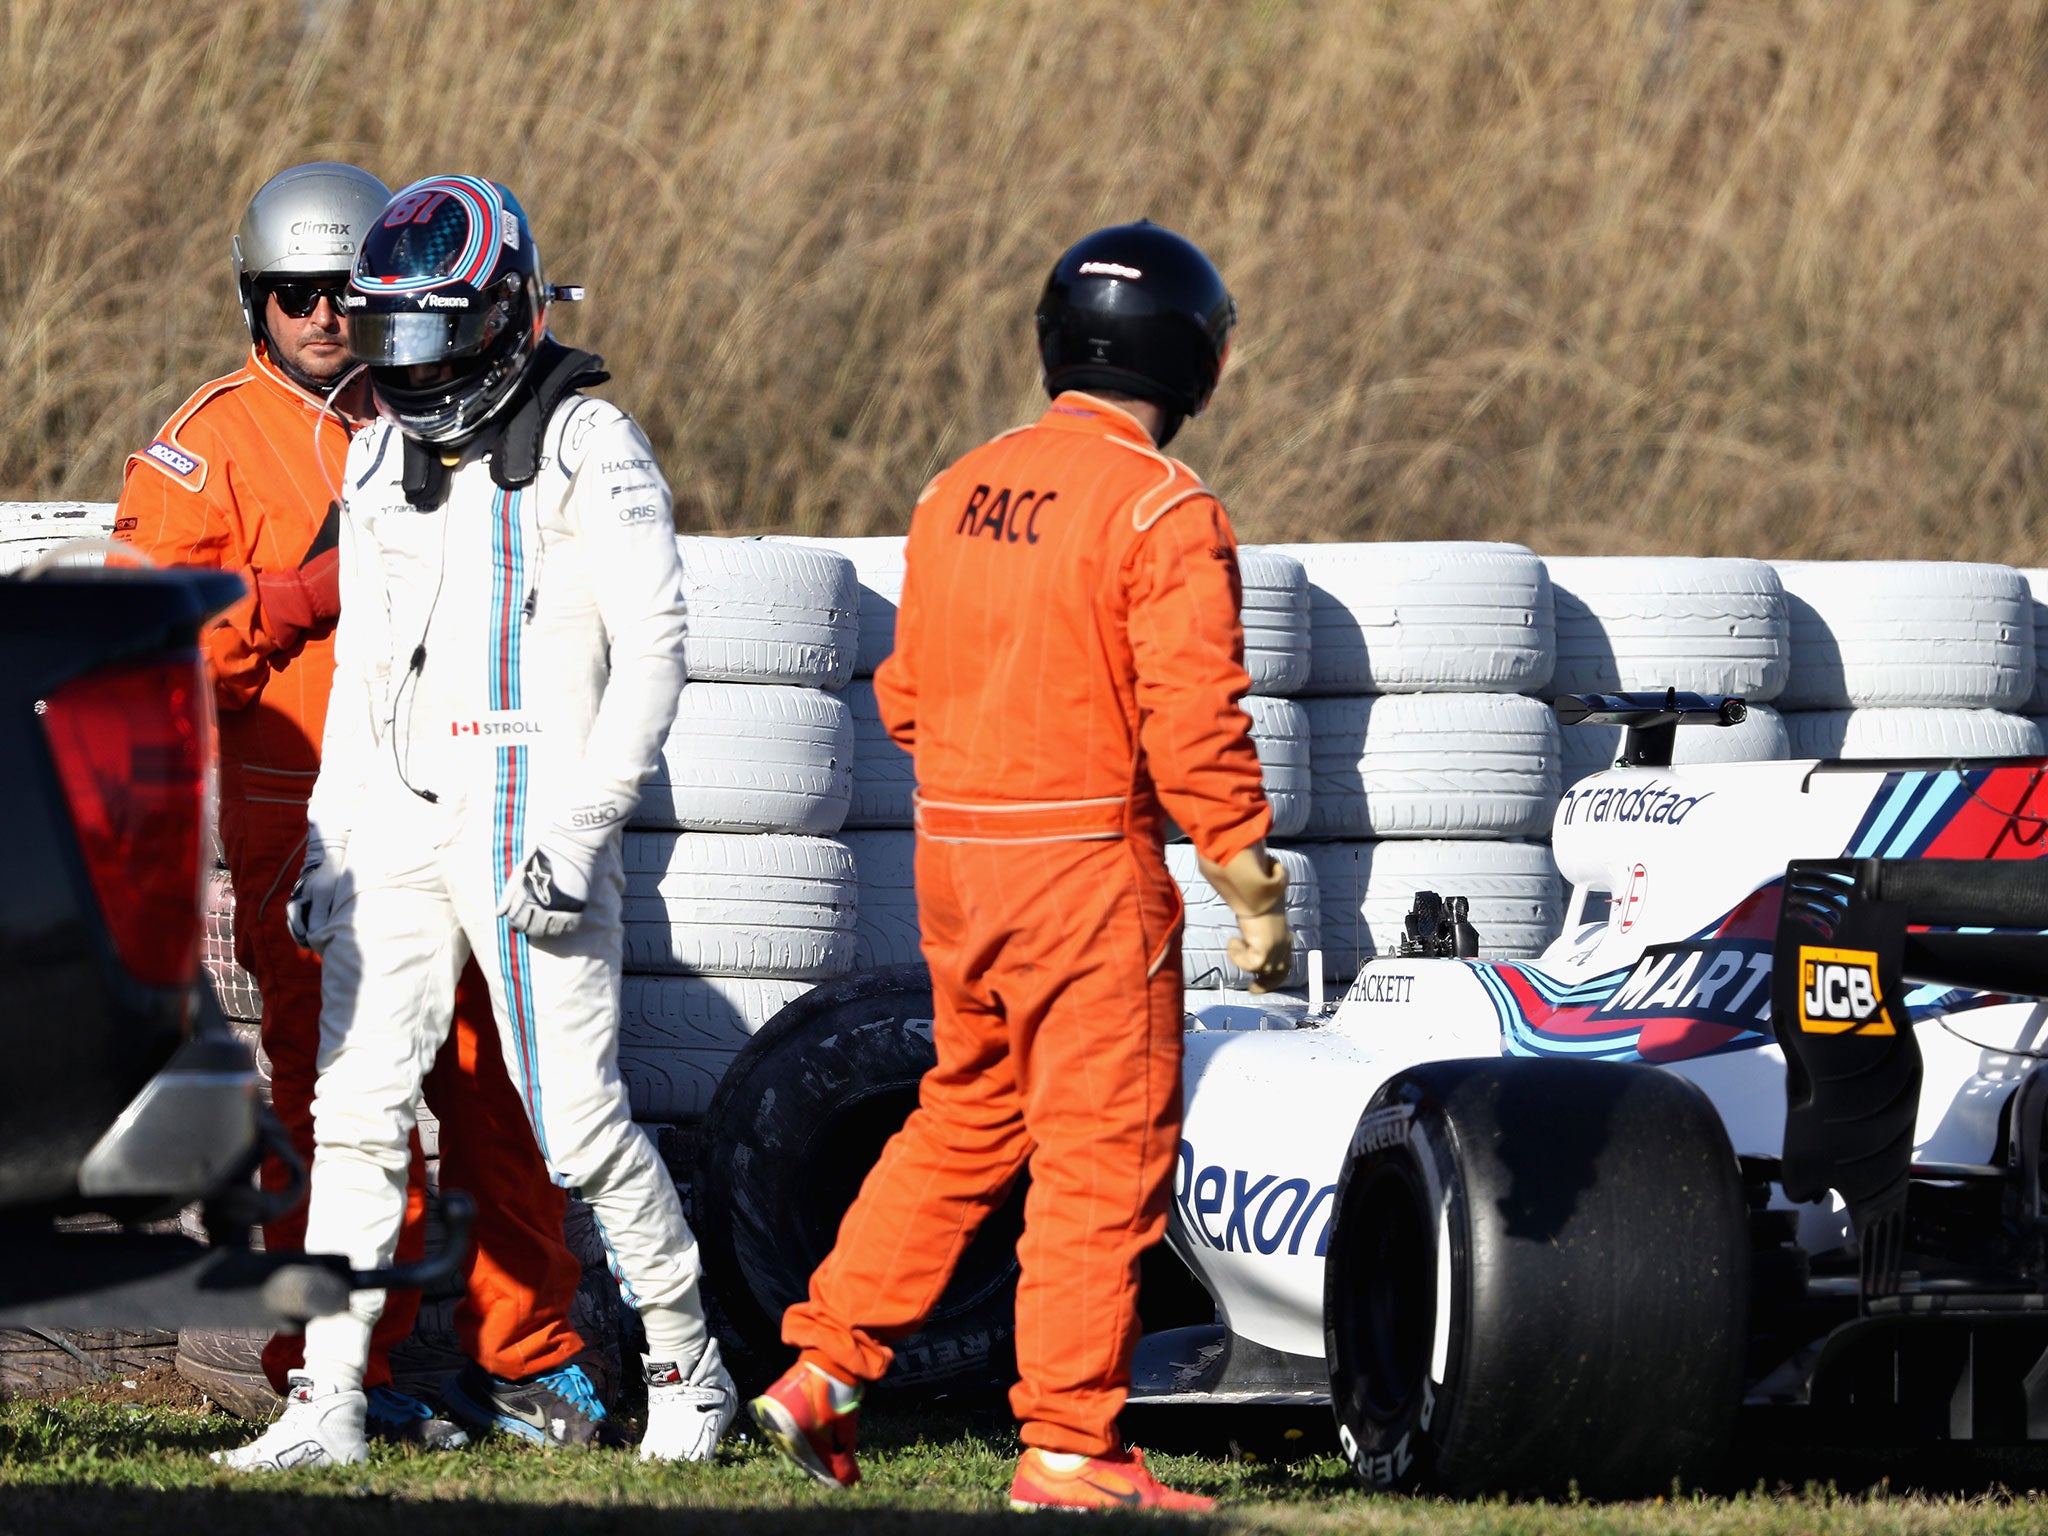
[1797,945,1895,1036]
[1174,1140,1336,1258]
[419,293,471,309]
[1557,780,1712,828]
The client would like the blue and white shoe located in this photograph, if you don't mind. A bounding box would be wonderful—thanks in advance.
[365,1383,469,1450]
[444,1361,619,1448]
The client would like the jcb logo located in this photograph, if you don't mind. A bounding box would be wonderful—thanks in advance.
[1797,946,1895,1036]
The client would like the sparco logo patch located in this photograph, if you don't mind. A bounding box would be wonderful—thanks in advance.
[1797,946,1895,1036]
[145,440,198,476]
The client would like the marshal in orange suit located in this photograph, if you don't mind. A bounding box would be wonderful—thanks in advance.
[752,223,1293,1514]
[116,163,590,1446]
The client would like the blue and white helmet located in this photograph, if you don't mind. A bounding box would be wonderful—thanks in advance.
[348,176,549,445]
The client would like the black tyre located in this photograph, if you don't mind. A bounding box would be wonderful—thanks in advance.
[694,965,1023,1396]
[1325,1057,1748,1498]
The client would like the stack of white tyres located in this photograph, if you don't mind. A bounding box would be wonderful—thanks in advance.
[0,502,115,574]
[1269,543,1565,976]
[1772,561,2041,759]
[616,538,862,1123]
[831,539,1317,990]
[1544,556,1793,784]
[2016,569,2048,744]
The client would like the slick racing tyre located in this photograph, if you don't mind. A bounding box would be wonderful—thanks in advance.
[1166,844,1320,989]
[1268,542,1554,696]
[1782,707,2044,761]
[839,829,923,969]
[1325,1058,1746,1498]
[695,966,1022,1396]
[1544,556,1789,701]
[1304,693,1560,839]
[844,679,915,829]
[1238,546,1312,696]
[621,832,857,980]
[1772,560,2033,710]
[1558,703,1790,789]
[1300,841,1562,978]
[779,535,906,677]
[617,975,817,1120]
[675,537,859,688]
[635,683,853,834]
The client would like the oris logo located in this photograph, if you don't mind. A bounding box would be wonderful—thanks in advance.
[419,293,471,309]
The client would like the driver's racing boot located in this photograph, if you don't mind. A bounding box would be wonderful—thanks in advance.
[638,1342,738,1462]
[748,1359,861,1488]
[212,1373,368,1472]
[1008,1445,1217,1512]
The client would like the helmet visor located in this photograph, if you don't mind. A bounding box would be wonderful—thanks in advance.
[347,306,502,368]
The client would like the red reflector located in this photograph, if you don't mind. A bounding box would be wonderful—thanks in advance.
[41,654,212,987]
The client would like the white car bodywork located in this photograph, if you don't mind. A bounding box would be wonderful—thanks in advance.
[1171,758,2048,1363]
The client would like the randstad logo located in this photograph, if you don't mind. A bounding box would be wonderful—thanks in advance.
[1797,946,1894,1036]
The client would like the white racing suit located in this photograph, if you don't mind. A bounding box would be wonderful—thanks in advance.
[297,395,706,1385]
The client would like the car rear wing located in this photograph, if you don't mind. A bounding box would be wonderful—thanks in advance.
[1552,689,1748,768]
[1772,856,2048,1299]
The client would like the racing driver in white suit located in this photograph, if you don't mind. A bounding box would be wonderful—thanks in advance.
[219,175,735,1470]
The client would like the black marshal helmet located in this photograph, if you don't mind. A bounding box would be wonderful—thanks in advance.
[347,176,551,445]
[1035,220,1236,447]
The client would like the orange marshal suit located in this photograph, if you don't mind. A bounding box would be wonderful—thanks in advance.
[116,348,584,1390]
[782,392,1272,1454]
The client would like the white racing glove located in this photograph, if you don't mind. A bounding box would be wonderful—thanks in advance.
[285,838,350,953]
[497,822,607,939]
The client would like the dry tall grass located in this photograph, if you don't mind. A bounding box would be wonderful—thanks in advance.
[5,0,2048,557]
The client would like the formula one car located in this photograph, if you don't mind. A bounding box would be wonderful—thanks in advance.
[1154,692,2048,1495]
[696,691,2048,1497]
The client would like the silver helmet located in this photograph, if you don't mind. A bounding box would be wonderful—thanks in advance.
[231,162,391,344]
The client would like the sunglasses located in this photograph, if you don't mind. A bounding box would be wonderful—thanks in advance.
[264,278,352,318]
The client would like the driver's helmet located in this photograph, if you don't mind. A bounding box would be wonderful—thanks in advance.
[347,175,547,445]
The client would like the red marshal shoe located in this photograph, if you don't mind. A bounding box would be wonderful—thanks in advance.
[747,1361,861,1489]
[1008,1445,1217,1512]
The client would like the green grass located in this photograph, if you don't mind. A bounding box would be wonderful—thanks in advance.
[8,1399,2048,1536]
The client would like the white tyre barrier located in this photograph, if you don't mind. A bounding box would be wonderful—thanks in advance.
[1237,547,1312,697]
[1782,708,2043,761]
[2020,569,2048,712]
[1545,556,1788,701]
[675,537,858,688]
[622,832,857,979]
[1301,840,1564,979]
[1772,561,2032,710]
[1246,695,1311,839]
[1269,542,1554,696]
[617,975,815,1120]
[839,828,923,970]
[0,502,116,575]
[844,679,915,829]
[780,535,906,677]
[635,683,852,834]
[1558,704,1790,789]
[1166,843,1320,990]
[1303,693,1560,839]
